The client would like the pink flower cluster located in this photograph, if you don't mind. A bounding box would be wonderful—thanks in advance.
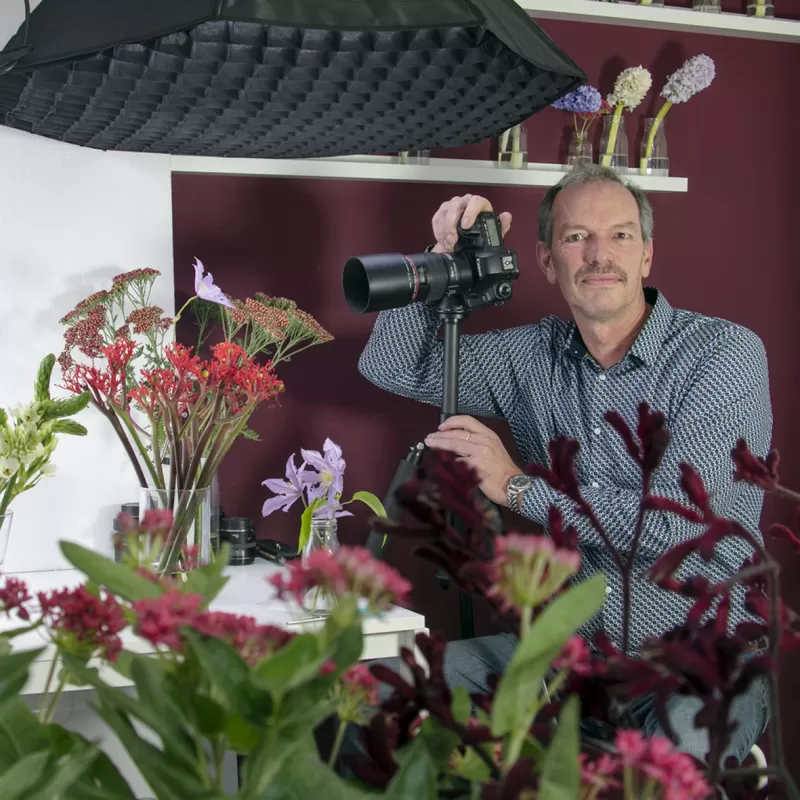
[0,575,32,621]
[580,730,711,800]
[132,590,295,665]
[552,635,593,676]
[341,664,381,706]
[486,533,581,613]
[39,585,127,662]
[270,546,412,614]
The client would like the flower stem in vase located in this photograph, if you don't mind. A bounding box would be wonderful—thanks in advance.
[600,104,624,168]
[755,0,766,16]
[498,128,510,166]
[510,124,523,170]
[640,100,671,175]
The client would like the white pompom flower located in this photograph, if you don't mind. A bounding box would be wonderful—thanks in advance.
[608,66,652,111]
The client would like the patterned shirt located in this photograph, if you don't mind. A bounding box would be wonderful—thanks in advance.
[358,287,772,654]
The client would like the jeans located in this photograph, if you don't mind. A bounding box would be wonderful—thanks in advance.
[439,633,769,766]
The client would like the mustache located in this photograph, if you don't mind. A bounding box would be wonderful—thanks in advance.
[575,263,627,283]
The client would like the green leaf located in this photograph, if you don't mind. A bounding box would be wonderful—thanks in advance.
[240,426,261,441]
[451,685,471,726]
[0,697,50,761]
[26,743,100,800]
[538,695,581,800]
[224,714,262,754]
[0,408,7,428]
[350,491,387,518]
[189,694,227,738]
[182,544,230,606]
[0,750,52,797]
[297,498,327,551]
[50,419,88,436]
[491,574,606,737]
[34,354,56,403]
[451,747,491,782]
[416,718,461,770]
[240,727,314,796]
[60,542,164,602]
[384,737,437,800]
[41,393,90,420]
[254,635,323,697]
[183,631,272,726]
[0,649,44,706]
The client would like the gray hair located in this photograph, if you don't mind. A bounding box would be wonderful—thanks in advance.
[538,165,654,247]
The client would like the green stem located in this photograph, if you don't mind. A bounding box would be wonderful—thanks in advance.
[328,720,348,767]
[600,104,625,168]
[173,296,196,326]
[503,726,529,775]
[113,406,161,489]
[623,765,636,800]
[43,673,67,724]
[0,473,18,516]
[639,100,671,175]
[211,736,226,791]
[39,656,59,722]
[520,605,533,639]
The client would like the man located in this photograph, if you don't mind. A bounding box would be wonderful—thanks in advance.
[357,165,771,766]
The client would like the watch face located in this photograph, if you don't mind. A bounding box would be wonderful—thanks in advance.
[509,475,531,491]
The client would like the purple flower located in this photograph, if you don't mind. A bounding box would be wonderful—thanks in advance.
[302,438,353,518]
[552,85,602,114]
[661,54,715,104]
[193,258,234,308]
[262,455,310,517]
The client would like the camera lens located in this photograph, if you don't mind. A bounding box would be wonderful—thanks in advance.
[343,252,460,314]
[219,516,256,566]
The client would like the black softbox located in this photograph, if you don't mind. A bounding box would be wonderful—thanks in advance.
[0,0,586,158]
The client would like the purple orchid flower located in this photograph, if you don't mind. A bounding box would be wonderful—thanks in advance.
[261,454,310,517]
[193,258,234,308]
[302,438,353,518]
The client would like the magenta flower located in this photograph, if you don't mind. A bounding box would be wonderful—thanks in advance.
[262,454,311,517]
[193,258,234,308]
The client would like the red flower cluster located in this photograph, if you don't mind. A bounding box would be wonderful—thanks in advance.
[59,290,109,325]
[553,635,593,677]
[62,305,106,359]
[340,664,381,706]
[38,585,127,662]
[270,546,412,614]
[132,590,295,665]
[61,338,136,405]
[0,575,32,621]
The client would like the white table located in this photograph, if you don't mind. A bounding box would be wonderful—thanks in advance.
[4,560,427,694]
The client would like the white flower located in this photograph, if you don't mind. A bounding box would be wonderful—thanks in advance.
[608,66,652,111]
[18,403,41,427]
[0,457,20,480]
[40,463,57,478]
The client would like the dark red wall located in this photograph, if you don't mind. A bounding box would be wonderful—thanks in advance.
[173,0,800,769]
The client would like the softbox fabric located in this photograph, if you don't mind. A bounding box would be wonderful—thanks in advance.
[0,0,586,158]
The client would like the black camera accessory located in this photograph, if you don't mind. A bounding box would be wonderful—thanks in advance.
[342,212,519,314]
[256,540,301,566]
[219,517,256,567]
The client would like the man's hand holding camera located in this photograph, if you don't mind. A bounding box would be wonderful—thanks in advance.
[430,194,513,253]
[425,415,521,508]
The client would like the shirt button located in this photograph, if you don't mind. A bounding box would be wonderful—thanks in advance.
[593,427,601,436]
[605,587,612,595]
[598,374,607,381]
[591,481,600,488]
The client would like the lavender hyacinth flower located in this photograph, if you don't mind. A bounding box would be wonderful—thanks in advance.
[661,54,716,104]
[552,85,602,114]
[302,438,353,518]
[262,454,311,516]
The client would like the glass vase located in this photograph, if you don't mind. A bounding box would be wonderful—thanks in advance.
[139,487,212,576]
[397,149,431,165]
[640,118,669,177]
[599,115,629,171]
[301,516,340,615]
[0,512,13,566]
[747,0,774,16]
[567,130,593,169]
[693,0,721,11]
[497,123,528,169]
[638,0,664,5]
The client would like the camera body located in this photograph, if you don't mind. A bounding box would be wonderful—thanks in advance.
[342,211,520,314]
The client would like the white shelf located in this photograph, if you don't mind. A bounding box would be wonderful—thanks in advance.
[170,154,687,193]
[518,0,800,43]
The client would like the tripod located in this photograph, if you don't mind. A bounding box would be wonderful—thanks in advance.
[364,293,485,641]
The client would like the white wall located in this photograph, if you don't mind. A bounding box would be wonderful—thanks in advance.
[0,36,175,571]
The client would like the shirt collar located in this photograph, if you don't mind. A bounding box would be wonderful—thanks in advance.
[563,287,672,367]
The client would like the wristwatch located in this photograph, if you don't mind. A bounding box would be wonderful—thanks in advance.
[506,474,533,513]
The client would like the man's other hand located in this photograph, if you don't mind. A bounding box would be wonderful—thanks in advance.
[430,195,513,254]
[424,415,520,507]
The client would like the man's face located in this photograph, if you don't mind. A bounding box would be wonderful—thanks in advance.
[537,182,653,324]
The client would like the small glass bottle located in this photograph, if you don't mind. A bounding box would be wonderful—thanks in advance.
[599,115,629,171]
[638,0,664,5]
[397,150,431,165]
[497,123,528,169]
[693,0,721,12]
[640,118,669,177]
[747,0,774,17]
[301,516,340,615]
[567,130,593,169]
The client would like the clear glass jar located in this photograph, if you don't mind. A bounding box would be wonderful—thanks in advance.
[747,0,774,16]
[0,511,13,566]
[301,516,340,615]
[693,0,721,12]
[397,150,431,165]
[639,118,669,177]
[567,130,593,169]
[638,0,664,5]
[497,123,528,169]
[599,115,629,171]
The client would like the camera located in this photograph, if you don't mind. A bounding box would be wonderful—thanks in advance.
[342,212,520,314]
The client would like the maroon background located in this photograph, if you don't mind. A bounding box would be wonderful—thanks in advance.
[173,0,800,771]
